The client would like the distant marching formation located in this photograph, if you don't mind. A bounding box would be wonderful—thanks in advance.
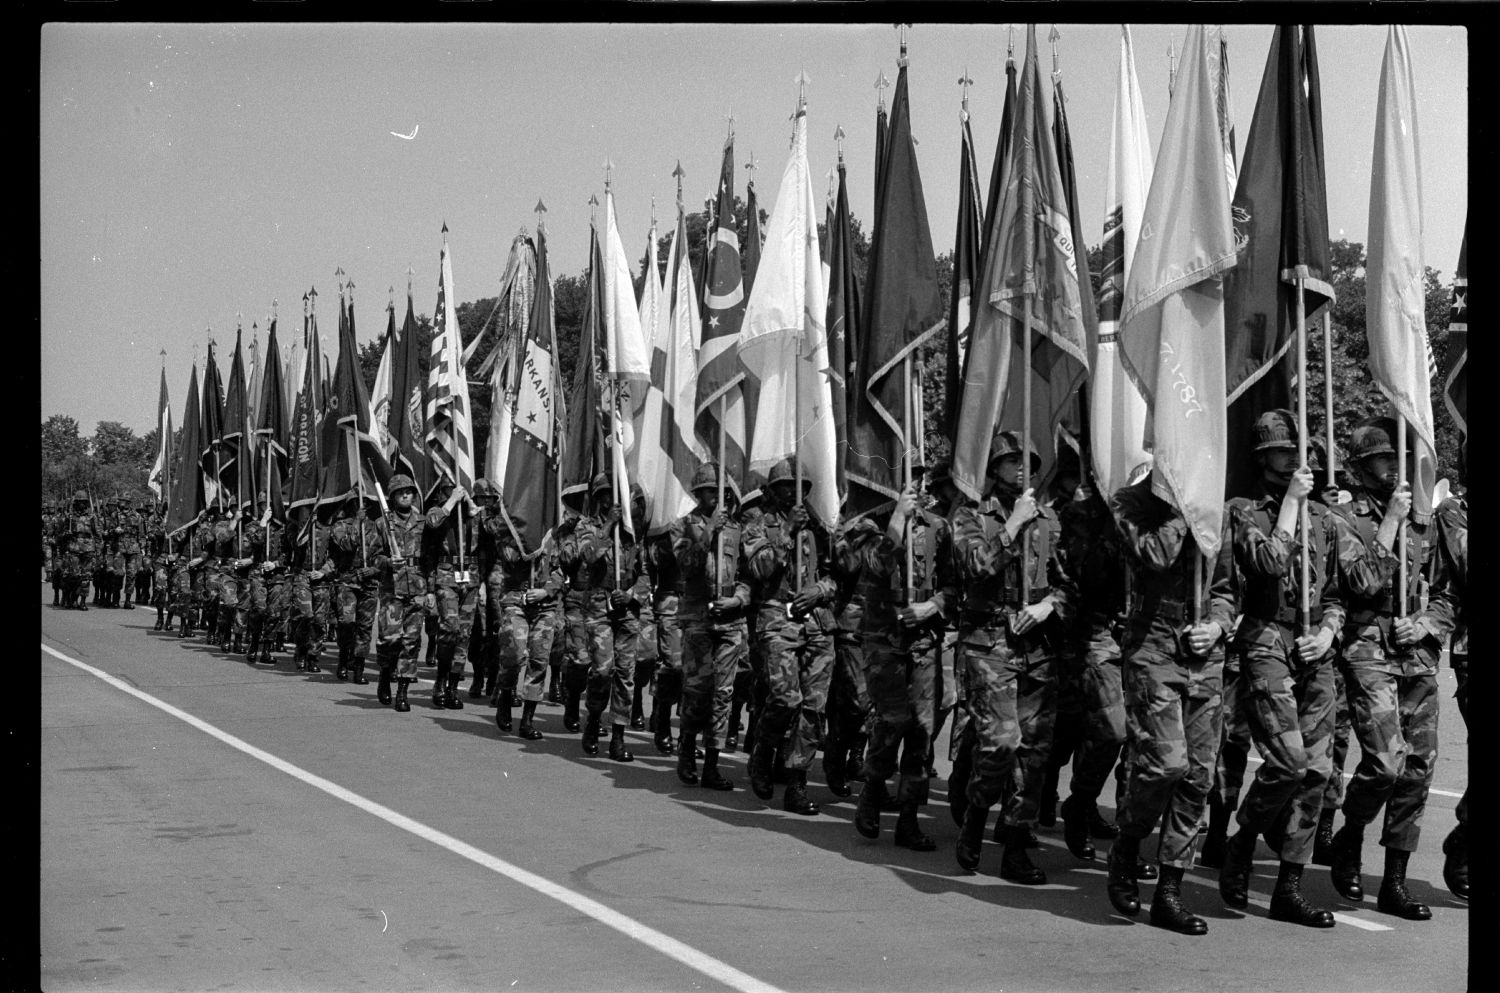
[44,24,1468,935]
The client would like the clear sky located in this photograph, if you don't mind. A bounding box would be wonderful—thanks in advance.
[40,21,1467,436]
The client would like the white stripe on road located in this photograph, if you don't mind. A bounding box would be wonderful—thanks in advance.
[41,641,786,993]
[1244,754,1465,799]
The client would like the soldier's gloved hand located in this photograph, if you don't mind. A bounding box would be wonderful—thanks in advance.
[260,561,277,573]
[605,505,623,528]
[1010,597,1055,635]
[1295,627,1336,663]
[609,589,630,611]
[897,599,939,626]
[358,566,380,582]
[791,586,823,616]
[1184,621,1222,656]
[1392,616,1422,647]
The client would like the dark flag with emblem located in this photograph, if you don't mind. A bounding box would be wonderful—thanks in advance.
[287,298,325,531]
[256,318,289,523]
[166,362,204,536]
[387,285,432,497]
[500,223,562,551]
[200,339,227,510]
[826,159,860,501]
[562,224,609,508]
[945,97,984,450]
[1444,224,1467,437]
[223,327,252,509]
[318,287,391,515]
[1223,26,1333,499]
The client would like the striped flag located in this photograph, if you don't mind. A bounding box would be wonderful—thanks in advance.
[426,226,476,497]
[695,137,750,481]
[1444,224,1467,436]
[1366,25,1437,523]
[148,365,173,505]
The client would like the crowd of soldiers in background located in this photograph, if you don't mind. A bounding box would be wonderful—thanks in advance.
[41,409,1467,936]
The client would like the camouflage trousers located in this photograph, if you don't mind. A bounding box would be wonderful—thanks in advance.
[1320,666,1352,812]
[433,581,481,680]
[1055,637,1127,806]
[561,595,589,680]
[376,593,426,679]
[861,628,938,805]
[753,606,834,770]
[1213,658,1254,812]
[826,605,870,746]
[334,579,380,662]
[216,574,244,643]
[497,599,556,703]
[680,616,746,750]
[290,573,332,666]
[1116,643,1224,869]
[237,571,270,650]
[958,623,1057,827]
[649,602,683,697]
[117,553,140,601]
[582,600,640,727]
[1234,632,1336,866]
[1339,660,1439,852]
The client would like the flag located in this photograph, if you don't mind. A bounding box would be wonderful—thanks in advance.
[500,223,563,552]
[387,287,432,496]
[200,340,227,510]
[744,176,762,296]
[952,27,1090,502]
[740,100,840,526]
[256,318,289,523]
[636,204,704,535]
[369,304,395,461]
[246,331,264,452]
[319,291,391,514]
[874,94,890,237]
[944,105,984,449]
[1366,25,1437,523]
[482,232,538,491]
[979,51,1019,270]
[562,225,609,507]
[166,362,204,536]
[695,137,750,479]
[826,160,860,500]
[287,304,325,526]
[602,189,650,537]
[1223,25,1334,498]
[284,331,302,433]
[1117,24,1238,556]
[847,57,943,513]
[148,366,173,504]
[626,220,664,481]
[426,227,476,498]
[1092,25,1155,498]
[1443,224,1467,436]
[223,327,252,509]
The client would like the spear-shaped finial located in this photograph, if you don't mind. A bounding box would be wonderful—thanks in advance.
[958,67,974,117]
[897,23,909,67]
[672,161,685,208]
[1050,25,1061,77]
[795,69,810,109]
[650,194,658,230]
[834,123,847,163]
[588,192,600,227]
[535,198,547,233]
[346,277,355,305]
[826,165,837,204]
[603,156,615,192]
[308,286,317,314]
[388,284,395,311]
[236,311,243,332]
[1168,40,1177,91]
[745,152,759,187]
[335,267,345,300]
[160,346,167,368]
[302,290,309,317]
[272,298,278,322]
[1007,24,1016,62]
[726,108,735,139]
[406,265,414,296]
[875,69,890,110]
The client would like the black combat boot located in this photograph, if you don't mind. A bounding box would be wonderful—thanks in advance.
[443,674,464,709]
[351,658,368,684]
[948,734,973,827]
[1059,794,1097,861]
[1442,825,1468,899]
[894,800,936,851]
[546,663,562,704]
[1136,857,1158,880]
[431,661,450,709]
[377,669,393,706]
[393,678,411,713]
[699,748,734,791]
[336,643,350,681]
[1151,865,1208,935]
[653,708,676,754]
[581,714,602,756]
[1218,829,1257,909]
[630,678,647,732]
[822,734,850,799]
[783,770,819,815]
[1312,808,1338,866]
[517,700,544,740]
[496,689,514,732]
[676,732,700,785]
[1088,804,1121,839]
[304,650,323,674]
[1268,861,1336,928]
[844,734,867,785]
[1000,825,1047,885]
[608,725,635,763]
[1376,848,1432,920]
[1198,793,1231,869]
[468,671,486,699]
[855,780,888,840]
[749,740,777,801]
[1107,836,1142,917]
[955,804,989,871]
[1328,824,1365,901]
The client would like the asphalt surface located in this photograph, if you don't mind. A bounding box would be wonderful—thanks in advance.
[39,588,1471,992]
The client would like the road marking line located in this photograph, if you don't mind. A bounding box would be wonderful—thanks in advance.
[41,641,786,993]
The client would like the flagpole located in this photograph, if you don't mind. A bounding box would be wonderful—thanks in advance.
[1396,415,1407,619]
[716,394,727,595]
[1296,280,1310,629]
[903,353,915,605]
[1020,293,1032,603]
[611,382,623,590]
[1323,310,1336,490]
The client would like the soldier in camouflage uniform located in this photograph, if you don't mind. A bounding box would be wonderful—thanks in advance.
[113,498,144,608]
[742,458,837,815]
[241,500,285,664]
[1326,417,1441,921]
[286,505,331,675]
[44,503,63,605]
[842,463,956,852]
[375,474,427,712]
[1418,463,1466,900]
[1216,410,1393,928]
[949,434,1074,881]
[172,523,205,637]
[466,480,504,702]
[1104,469,1235,935]
[137,501,160,605]
[555,507,591,732]
[823,507,872,801]
[62,490,101,610]
[647,499,686,756]
[628,483,657,734]
[557,472,642,761]
[670,462,748,790]
[328,495,384,685]
[423,480,484,710]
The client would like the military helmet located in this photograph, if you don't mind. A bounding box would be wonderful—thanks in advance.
[987,431,1041,473]
[739,469,766,507]
[590,472,612,495]
[690,462,721,492]
[472,479,497,499]
[1350,416,1399,461]
[1252,409,1298,451]
[73,489,89,504]
[387,473,417,496]
[767,458,797,487]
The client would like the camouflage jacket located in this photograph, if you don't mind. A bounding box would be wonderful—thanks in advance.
[1332,487,1437,671]
[557,514,643,596]
[112,509,144,556]
[742,504,837,616]
[646,531,682,611]
[481,513,564,604]
[952,492,1076,632]
[1419,494,1467,657]
[669,510,749,621]
[285,517,332,575]
[329,511,386,583]
[837,508,957,640]
[379,506,427,596]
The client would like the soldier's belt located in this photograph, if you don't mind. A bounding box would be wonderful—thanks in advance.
[862,587,935,604]
[1245,604,1325,628]
[1130,594,1207,624]
[1346,609,1395,627]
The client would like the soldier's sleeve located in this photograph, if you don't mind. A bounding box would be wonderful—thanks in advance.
[579,520,611,566]
[930,518,959,620]
[1229,497,1297,579]
[1110,484,1191,573]
[813,522,839,601]
[1042,511,1078,627]
[728,524,751,608]
[951,504,1016,580]
[542,557,566,597]
[1331,505,1396,598]
[741,518,782,582]
[830,521,867,582]
[670,516,709,574]
[1315,507,1346,639]
[558,521,588,568]
[1417,507,1463,643]
[1206,516,1237,632]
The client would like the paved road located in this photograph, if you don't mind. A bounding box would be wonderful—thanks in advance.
[40,590,1470,992]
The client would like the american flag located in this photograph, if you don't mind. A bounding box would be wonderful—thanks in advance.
[426,225,475,496]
